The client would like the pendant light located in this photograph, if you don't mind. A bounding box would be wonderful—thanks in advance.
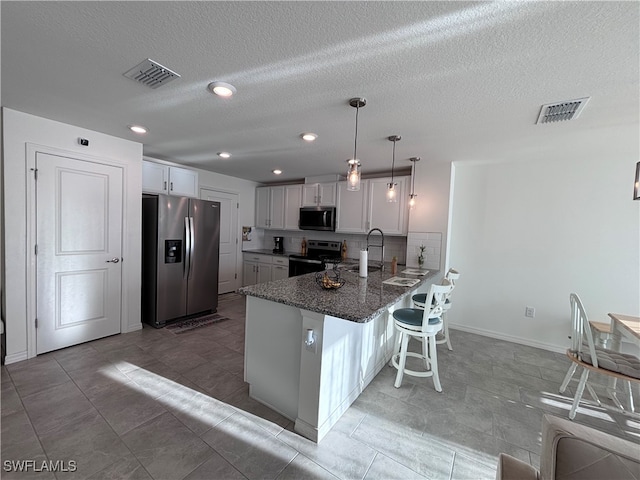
[346,97,366,191]
[408,157,421,209]
[387,135,401,202]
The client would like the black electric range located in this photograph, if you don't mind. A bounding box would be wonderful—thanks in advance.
[288,240,342,277]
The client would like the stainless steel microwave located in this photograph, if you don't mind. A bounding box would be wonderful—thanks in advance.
[299,206,336,231]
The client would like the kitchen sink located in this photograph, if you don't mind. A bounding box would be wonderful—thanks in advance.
[346,265,382,273]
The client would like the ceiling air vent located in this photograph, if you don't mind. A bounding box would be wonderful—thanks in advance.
[536,97,590,124]
[123,59,181,89]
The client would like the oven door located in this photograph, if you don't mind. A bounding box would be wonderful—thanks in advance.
[289,257,324,277]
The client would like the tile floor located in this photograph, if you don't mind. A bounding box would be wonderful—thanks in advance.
[2,293,639,480]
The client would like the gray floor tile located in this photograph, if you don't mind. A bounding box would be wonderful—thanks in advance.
[450,453,496,480]
[275,453,339,480]
[86,452,153,480]
[182,451,248,480]
[52,343,106,373]
[1,409,45,458]
[182,362,246,399]
[4,292,637,480]
[492,414,542,454]
[147,343,209,374]
[21,380,96,435]
[351,414,455,479]
[122,412,214,480]
[201,412,297,480]
[158,387,236,437]
[277,428,376,480]
[39,411,131,480]
[89,380,168,435]
[363,453,427,480]
[67,362,133,402]
[7,357,71,397]
[1,382,24,418]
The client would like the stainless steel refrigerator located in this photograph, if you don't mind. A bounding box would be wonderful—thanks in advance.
[142,194,220,327]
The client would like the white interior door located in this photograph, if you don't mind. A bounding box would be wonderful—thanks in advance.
[36,152,123,354]
[200,188,239,293]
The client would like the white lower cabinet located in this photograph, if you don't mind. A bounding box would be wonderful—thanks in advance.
[272,264,289,281]
[243,253,289,285]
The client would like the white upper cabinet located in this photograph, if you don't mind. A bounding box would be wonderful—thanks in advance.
[336,180,369,233]
[255,185,285,229]
[335,176,409,235]
[302,183,337,206]
[367,177,408,235]
[142,161,168,194]
[284,185,302,230]
[269,186,285,229]
[142,160,199,198]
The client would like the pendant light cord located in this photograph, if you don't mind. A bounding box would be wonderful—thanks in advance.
[391,139,396,183]
[409,157,419,197]
[353,105,359,161]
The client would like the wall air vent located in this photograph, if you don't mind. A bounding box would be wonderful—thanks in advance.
[123,59,181,89]
[536,97,590,124]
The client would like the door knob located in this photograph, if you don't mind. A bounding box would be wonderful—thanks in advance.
[106,258,120,263]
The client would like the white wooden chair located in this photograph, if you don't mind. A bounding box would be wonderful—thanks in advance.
[560,293,640,419]
[390,279,454,390]
[412,268,460,350]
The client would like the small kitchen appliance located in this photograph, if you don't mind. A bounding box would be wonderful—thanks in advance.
[273,236,284,254]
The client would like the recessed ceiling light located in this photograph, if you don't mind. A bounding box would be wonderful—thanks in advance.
[217,152,231,159]
[128,124,148,134]
[207,81,237,98]
[301,133,318,142]
[272,169,282,175]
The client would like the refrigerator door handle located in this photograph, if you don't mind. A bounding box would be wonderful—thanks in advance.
[188,216,195,279]
[184,216,191,279]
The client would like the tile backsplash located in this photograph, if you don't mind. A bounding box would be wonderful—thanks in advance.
[406,232,442,270]
[247,228,443,269]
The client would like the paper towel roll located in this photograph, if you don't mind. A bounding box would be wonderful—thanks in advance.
[359,249,368,277]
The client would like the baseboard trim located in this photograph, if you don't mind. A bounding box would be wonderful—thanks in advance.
[5,351,28,365]
[449,324,566,354]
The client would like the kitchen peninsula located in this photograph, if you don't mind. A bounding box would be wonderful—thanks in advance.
[238,266,439,442]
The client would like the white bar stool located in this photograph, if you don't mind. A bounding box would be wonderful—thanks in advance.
[411,268,460,351]
[390,279,454,390]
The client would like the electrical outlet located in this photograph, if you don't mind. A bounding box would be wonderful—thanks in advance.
[525,306,536,318]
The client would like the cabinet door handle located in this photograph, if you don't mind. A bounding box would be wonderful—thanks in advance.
[163,181,167,190]
[170,182,174,191]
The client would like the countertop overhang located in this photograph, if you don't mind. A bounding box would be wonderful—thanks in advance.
[238,267,439,323]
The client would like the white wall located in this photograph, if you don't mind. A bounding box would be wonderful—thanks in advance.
[407,161,452,272]
[2,108,143,363]
[448,156,640,352]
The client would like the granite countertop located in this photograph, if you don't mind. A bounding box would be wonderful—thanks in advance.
[238,266,439,323]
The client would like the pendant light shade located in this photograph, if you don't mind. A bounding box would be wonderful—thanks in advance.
[346,98,366,191]
[387,135,401,202]
[408,157,420,209]
[347,159,361,191]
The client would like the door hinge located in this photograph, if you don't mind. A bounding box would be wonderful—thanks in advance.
[35,318,38,329]
[235,273,237,279]
[34,244,38,255]
[237,202,239,209]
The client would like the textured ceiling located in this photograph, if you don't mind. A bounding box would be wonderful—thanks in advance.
[2,1,638,184]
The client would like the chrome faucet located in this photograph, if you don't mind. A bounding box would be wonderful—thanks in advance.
[366,228,385,271]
